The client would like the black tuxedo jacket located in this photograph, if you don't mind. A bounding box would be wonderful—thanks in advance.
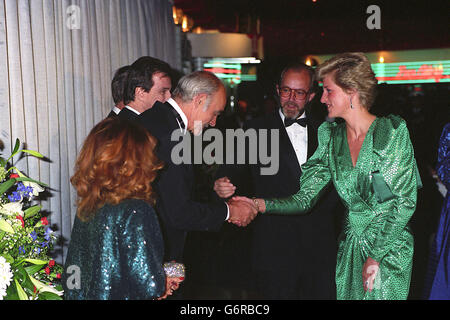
[107,110,118,118]
[138,101,228,261]
[117,107,139,121]
[216,109,343,271]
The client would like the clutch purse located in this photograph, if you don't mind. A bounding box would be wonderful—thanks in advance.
[163,262,185,278]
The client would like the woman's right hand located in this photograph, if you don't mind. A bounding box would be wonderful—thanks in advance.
[157,276,184,300]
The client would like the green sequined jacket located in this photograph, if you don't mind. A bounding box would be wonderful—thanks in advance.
[62,199,165,300]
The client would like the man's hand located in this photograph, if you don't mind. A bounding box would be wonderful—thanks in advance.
[214,177,236,199]
[227,198,257,227]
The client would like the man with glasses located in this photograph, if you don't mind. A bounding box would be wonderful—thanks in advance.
[214,63,343,299]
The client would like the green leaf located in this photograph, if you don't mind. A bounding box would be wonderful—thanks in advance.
[15,265,28,283]
[0,179,16,194]
[29,275,64,296]
[38,291,63,300]
[0,219,15,234]
[24,205,42,219]
[7,139,21,162]
[23,258,48,265]
[5,285,19,300]
[15,279,29,300]
[25,264,44,275]
[21,149,44,158]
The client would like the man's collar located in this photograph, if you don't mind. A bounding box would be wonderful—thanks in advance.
[125,105,141,115]
[112,106,121,115]
[167,98,188,133]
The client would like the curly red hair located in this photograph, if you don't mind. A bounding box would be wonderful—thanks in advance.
[71,117,163,221]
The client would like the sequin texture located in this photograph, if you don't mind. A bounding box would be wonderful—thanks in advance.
[163,262,186,277]
[265,115,419,299]
[62,199,166,300]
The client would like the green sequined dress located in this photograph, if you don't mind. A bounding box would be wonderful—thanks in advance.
[62,199,166,300]
[265,115,419,300]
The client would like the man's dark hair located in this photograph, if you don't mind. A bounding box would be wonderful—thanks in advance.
[111,65,130,104]
[279,62,317,94]
[123,56,172,105]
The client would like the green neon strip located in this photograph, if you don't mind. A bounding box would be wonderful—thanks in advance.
[380,79,450,84]
[241,75,257,81]
[213,73,241,79]
[204,63,241,69]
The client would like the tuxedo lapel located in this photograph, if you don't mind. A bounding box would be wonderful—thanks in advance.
[140,101,179,139]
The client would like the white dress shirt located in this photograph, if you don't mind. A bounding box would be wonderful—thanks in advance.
[279,108,308,167]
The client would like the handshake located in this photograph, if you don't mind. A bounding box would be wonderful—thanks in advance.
[214,177,265,227]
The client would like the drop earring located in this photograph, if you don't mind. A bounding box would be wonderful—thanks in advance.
[350,98,354,109]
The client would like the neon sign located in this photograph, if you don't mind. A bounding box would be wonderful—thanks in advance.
[372,60,450,84]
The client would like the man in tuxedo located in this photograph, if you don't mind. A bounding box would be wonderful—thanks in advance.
[136,71,257,263]
[118,56,172,120]
[108,65,130,117]
[214,63,343,299]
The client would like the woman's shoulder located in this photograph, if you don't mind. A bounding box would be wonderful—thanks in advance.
[375,114,407,131]
[318,119,340,134]
[317,120,343,142]
[373,114,411,152]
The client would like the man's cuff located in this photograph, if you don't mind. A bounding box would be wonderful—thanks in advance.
[225,202,230,220]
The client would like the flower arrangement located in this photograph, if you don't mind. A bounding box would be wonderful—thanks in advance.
[0,139,63,300]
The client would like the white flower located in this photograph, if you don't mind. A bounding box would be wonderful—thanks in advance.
[0,257,13,291]
[0,202,24,217]
[0,256,9,269]
[0,287,6,300]
[22,181,45,196]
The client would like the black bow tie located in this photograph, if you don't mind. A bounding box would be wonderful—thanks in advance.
[284,117,307,128]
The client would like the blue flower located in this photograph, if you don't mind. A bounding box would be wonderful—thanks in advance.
[19,246,26,254]
[16,182,33,200]
[40,241,48,248]
[29,231,37,241]
[17,182,26,192]
[44,227,53,241]
[8,191,22,202]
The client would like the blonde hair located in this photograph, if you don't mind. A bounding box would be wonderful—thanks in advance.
[316,52,378,110]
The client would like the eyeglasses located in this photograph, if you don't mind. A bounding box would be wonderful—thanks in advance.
[279,86,308,100]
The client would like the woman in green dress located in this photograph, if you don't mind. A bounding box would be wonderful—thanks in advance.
[235,52,420,299]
